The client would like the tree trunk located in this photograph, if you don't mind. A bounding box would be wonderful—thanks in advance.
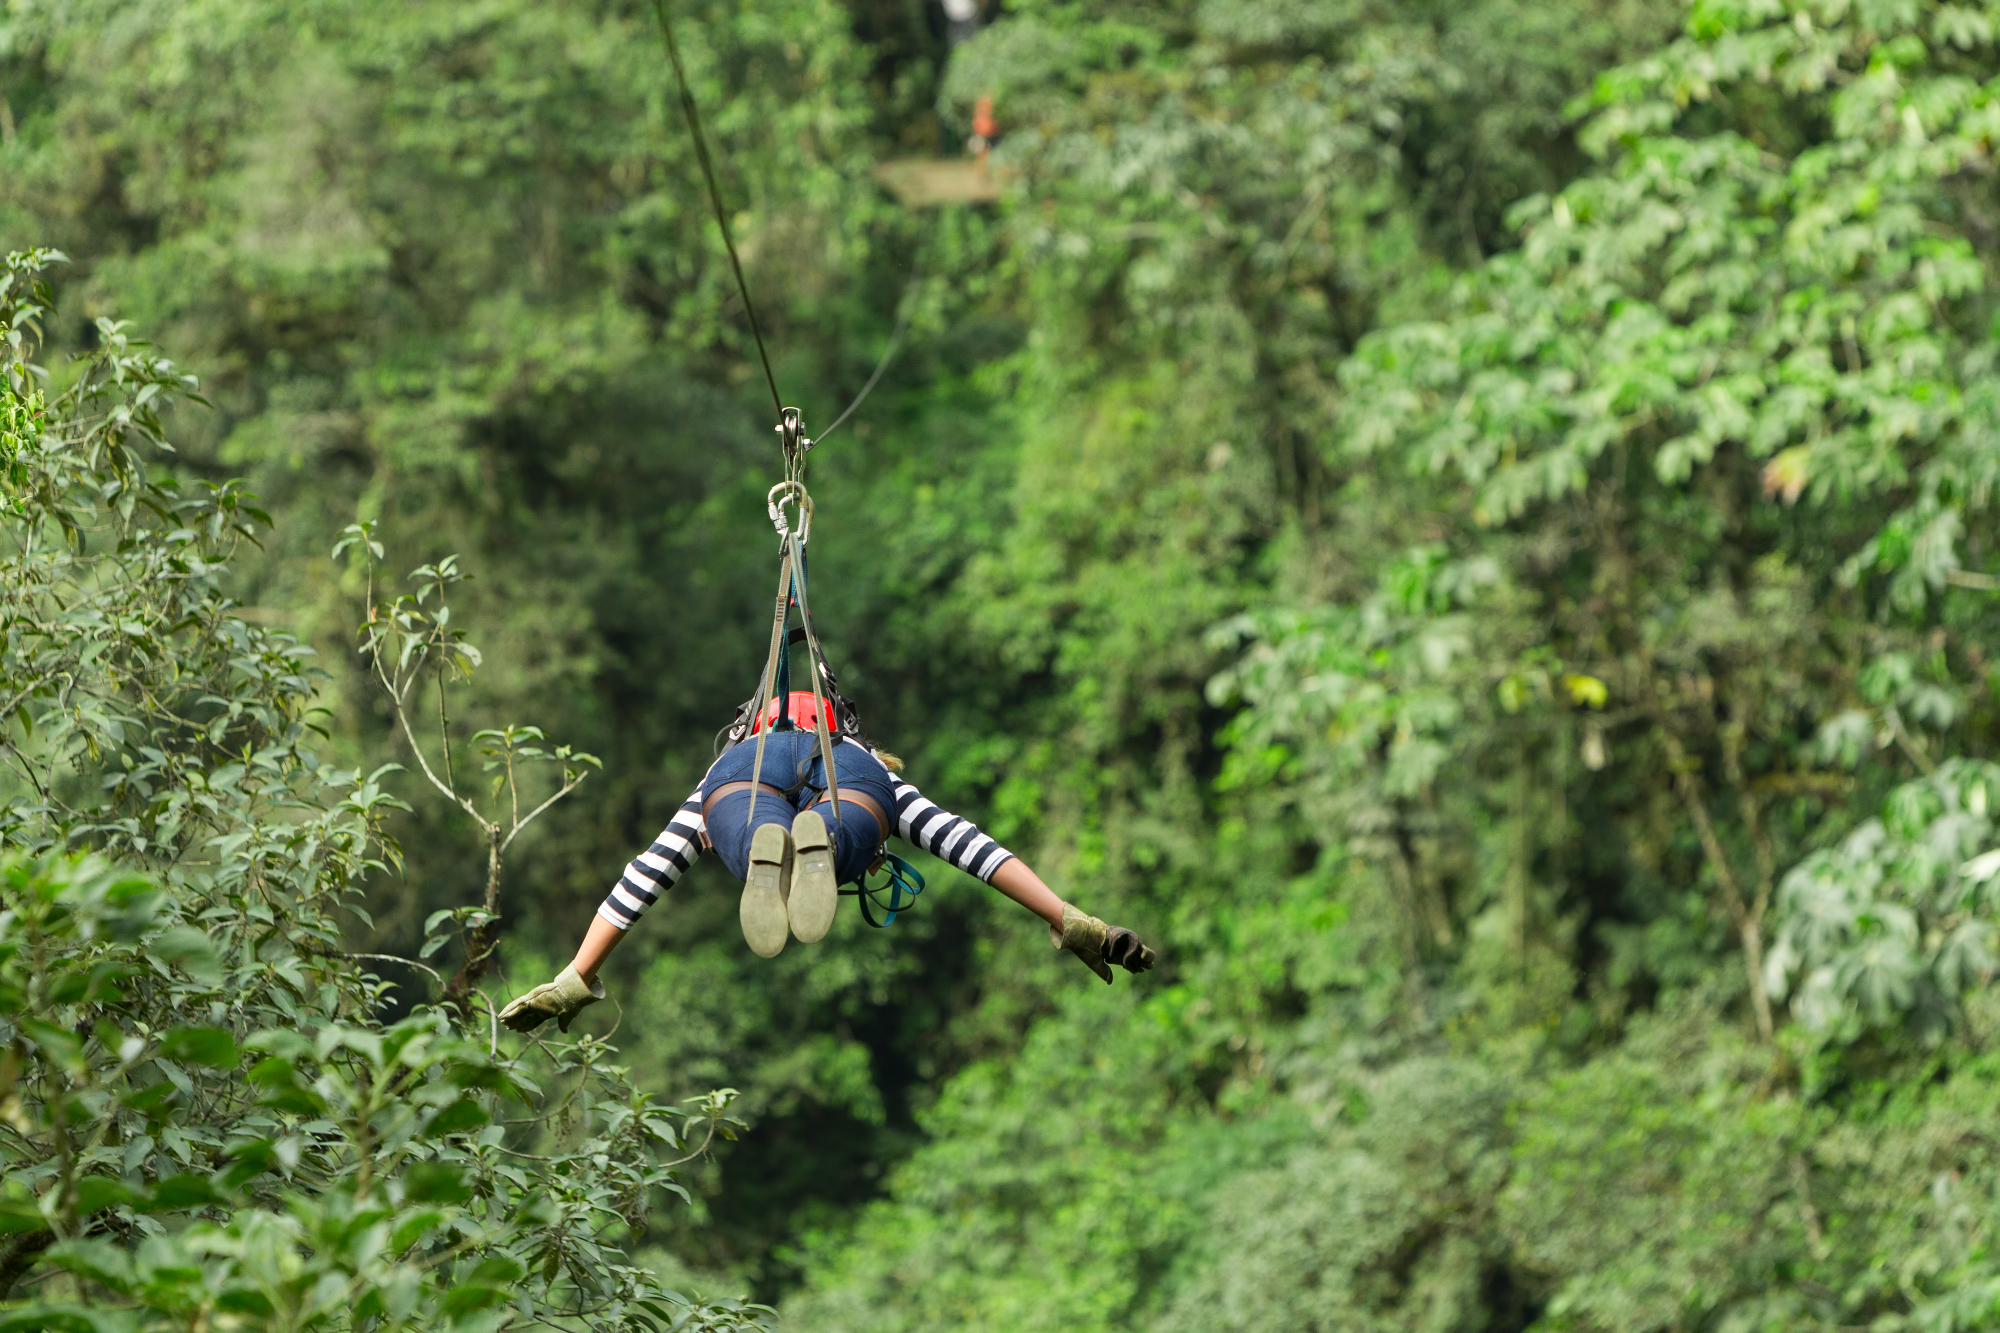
[445,824,504,1010]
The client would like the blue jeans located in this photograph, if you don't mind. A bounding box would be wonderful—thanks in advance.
[700,733,894,886]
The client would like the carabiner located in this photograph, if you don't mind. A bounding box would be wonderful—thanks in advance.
[766,480,813,543]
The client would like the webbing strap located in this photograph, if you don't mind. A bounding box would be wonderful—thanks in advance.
[786,532,841,818]
[841,853,926,928]
[743,550,794,827]
[746,532,842,825]
[772,610,793,722]
[722,480,865,752]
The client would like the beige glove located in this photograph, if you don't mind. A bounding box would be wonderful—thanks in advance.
[498,963,604,1033]
[1051,903,1156,984]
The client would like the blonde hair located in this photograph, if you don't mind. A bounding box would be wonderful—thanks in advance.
[871,748,905,773]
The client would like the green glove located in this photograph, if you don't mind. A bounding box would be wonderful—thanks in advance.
[1051,904,1156,984]
[498,963,604,1033]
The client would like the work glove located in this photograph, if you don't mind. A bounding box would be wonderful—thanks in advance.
[497,964,604,1033]
[1051,903,1156,984]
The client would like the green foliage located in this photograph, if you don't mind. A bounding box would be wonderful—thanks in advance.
[25,0,2000,1328]
[1767,759,2000,1032]
[795,0,2000,1328]
[2,850,766,1329]
[0,251,767,1327]
[1158,1060,1513,1333]
[1314,0,2000,1042]
[0,9,937,1274]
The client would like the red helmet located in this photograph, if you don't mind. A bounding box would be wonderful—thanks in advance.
[748,690,839,736]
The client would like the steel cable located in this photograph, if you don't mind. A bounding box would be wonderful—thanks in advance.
[648,0,783,415]
[812,225,937,449]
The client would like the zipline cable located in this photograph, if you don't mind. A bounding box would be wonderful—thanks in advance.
[812,225,937,449]
[645,8,910,893]
[648,0,783,415]
[647,1,941,455]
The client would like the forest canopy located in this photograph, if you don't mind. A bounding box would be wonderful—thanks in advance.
[10,0,2000,1329]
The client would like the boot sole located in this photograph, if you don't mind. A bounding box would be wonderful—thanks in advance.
[741,823,792,958]
[789,808,838,943]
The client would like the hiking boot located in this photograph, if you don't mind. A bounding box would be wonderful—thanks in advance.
[788,807,839,943]
[741,822,792,958]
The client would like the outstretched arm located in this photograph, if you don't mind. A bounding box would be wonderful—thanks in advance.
[594,787,708,936]
[889,771,1155,982]
[570,913,628,984]
[499,783,707,1032]
[575,782,710,978]
[988,855,1065,928]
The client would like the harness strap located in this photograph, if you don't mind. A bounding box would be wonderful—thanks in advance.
[772,611,794,729]
[812,786,887,840]
[743,551,795,826]
[721,606,863,750]
[702,780,792,825]
[734,476,861,822]
[785,532,843,819]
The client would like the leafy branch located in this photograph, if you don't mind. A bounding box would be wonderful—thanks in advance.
[335,522,601,1004]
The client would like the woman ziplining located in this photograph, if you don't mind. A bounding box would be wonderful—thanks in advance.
[498,422,1156,1034]
[496,686,1158,1034]
[497,4,1155,1035]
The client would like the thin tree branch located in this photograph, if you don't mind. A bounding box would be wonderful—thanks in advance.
[437,666,455,795]
[343,952,446,988]
[1792,1152,1828,1258]
[475,988,498,1056]
[659,1113,726,1170]
[390,691,486,827]
[0,666,67,726]
[1884,706,1939,775]
[1720,719,1777,924]
[1656,717,1776,1041]
[499,774,589,854]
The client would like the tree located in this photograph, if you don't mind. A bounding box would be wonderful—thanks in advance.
[0,247,768,1330]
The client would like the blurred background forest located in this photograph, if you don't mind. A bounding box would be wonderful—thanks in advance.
[14,0,2000,1326]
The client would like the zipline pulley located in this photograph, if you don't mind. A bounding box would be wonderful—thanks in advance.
[776,405,813,467]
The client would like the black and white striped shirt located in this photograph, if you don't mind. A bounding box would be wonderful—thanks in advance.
[597,740,1016,930]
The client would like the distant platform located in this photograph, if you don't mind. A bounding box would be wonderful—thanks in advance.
[871,158,1009,207]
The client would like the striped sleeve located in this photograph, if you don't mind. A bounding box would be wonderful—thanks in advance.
[597,785,706,930]
[891,774,1016,883]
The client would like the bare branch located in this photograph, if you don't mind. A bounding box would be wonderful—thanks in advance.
[1884,706,1939,775]
[390,690,487,828]
[437,667,456,794]
[342,952,446,989]
[658,1113,726,1170]
[476,988,498,1056]
[499,773,589,855]
[1656,717,1775,1042]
